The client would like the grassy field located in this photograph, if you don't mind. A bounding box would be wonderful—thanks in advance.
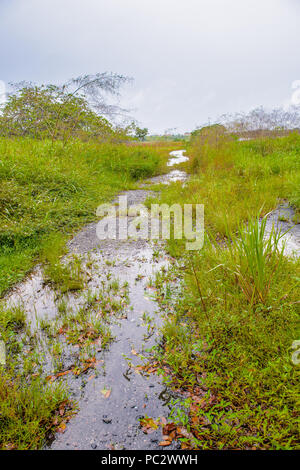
[151,133,300,449]
[0,132,299,450]
[0,138,176,296]
[0,137,176,449]
[154,133,300,246]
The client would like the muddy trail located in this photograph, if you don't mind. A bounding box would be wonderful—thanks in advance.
[6,150,189,451]
[5,149,300,451]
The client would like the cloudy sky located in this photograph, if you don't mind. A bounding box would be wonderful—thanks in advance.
[0,0,299,133]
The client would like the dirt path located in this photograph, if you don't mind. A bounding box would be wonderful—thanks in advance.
[6,150,188,451]
[5,149,299,450]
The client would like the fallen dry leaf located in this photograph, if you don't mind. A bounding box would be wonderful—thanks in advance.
[162,423,176,435]
[101,387,111,398]
[140,416,160,434]
[56,422,66,433]
[160,417,167,426]
[46,369,73,382]
[159,440,172,447]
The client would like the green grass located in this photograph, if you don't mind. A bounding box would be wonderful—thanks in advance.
[0,136,175,449]
[40,233,86,293]
[152,133,300,449]
[0,137,173,295]
[0,371,68,450]
[1,131,299,450]
[0,304,70,449]
[0,265,130,449]
[183,132,299,237]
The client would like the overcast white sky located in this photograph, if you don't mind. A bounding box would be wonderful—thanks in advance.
[0,0,299,133]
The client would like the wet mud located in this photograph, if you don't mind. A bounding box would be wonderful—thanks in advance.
[6,149,189,450]
[4,149,299,450]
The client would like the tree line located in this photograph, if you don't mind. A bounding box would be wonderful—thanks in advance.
[0,73,148,143]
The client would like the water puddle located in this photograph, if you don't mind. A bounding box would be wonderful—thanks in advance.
[48,242,178,450]
[167,150,189,166]
[148,169,189,185]
[4,147,298,450]
[4,150,189,450]
[264,205,300,258]
[146,150,189,186]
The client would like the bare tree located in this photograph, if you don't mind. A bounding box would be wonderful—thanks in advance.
[64,72,132,119]
[221,106,300,138]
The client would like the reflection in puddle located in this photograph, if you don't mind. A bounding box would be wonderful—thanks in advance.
[264,206,300,258]
[4,149,189,451]
[167,150,189,166]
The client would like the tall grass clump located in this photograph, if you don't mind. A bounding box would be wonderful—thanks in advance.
[100,144,160,179]
[0,371,68,450]
[226,216,286,305]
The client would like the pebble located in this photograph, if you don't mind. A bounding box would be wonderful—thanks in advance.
[103,418,112,424]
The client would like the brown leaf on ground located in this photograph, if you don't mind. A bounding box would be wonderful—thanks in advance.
[146,367,157,374]
[181,442,192,450]
[160,417,167,426]
[76,357,98,375]
[56,422,66,433]
[159,439,172,446]
[101,388,111,399]
[162,423,176,435]
[140,417,160,434]
[46,369,72,382]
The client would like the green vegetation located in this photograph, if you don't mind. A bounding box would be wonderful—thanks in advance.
[0,304,70,449]
[0,131,174,449]
[0,266,130,449]
[152,132,300,449]
[0,137,173,295]
[0,74,131,143]
[0,76,179,450]
[155,132,300,246]
[0,370,68,450]
[1,77,299,451]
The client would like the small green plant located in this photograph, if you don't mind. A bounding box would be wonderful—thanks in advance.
[0,371,68,450]
[227,216,286,305]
